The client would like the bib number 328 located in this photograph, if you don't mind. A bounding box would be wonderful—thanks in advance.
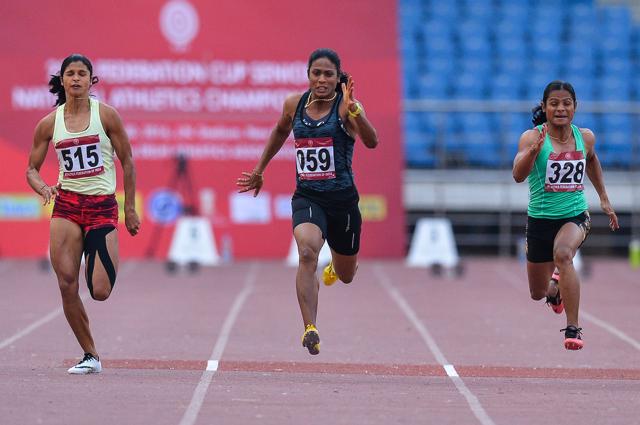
[55,135,105,179]
[295,137,336,180]
[545,151,585,192]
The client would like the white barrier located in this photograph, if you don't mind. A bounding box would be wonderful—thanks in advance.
[406,217,459,268]
[167,217,220,266]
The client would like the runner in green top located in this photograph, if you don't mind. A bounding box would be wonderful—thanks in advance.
[513,80,619,350]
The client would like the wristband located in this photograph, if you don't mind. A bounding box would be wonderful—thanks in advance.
[39,183,48,193]
[348,102,363,118]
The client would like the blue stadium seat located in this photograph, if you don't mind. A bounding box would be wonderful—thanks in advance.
[452,73,486,99]
[571,113,598,137]
[601,58,632,79]
[498,56,528,76]
[598,77,632,101]
[459,37,491,60]
[427,56,456,75]
[600,114,632,167]
[495,36,527,59]
[404,112,437,167]
[489,73,524,100]
[428,1,459,21]
[500,3,530,26]
[460,57,492,76]
[461,0,495,21]
[562,75,595,101]
[418,73,449,99]
[601,114,632,133]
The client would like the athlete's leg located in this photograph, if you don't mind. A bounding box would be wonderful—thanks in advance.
[326,204,361,283]
[329,249,358,284]
[50,218,98,358]
[527,261,556,300]
[294,223,325,327]
[84,226,119,301]
[553,222,586,327]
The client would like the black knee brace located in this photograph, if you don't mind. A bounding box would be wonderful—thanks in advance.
[84,226,117,299]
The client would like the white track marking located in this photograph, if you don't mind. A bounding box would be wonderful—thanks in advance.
[374,265,496,425]
[500,264,640,352]
[179,262,257,425]
[0,262,135,350]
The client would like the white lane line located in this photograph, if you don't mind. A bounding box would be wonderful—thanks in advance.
[374,265,496,425]
[0,262,135,350]
[500,264,640,352]
[444,364,459,377]
[179,262,257,425]
[580,311,640,351]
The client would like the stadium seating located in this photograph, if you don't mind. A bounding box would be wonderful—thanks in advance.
[400,0,639,169]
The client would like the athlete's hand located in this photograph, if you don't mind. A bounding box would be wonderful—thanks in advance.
[341,75,359,116]
[600,199,619,231]
[39,183,60,206]
[529,123,546,156]
[125,209,140,236]
[237,170,264,197]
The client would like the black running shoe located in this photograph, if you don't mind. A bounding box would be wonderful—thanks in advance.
[301,324,320,355]
[546,273,563,314]
[560,325,584,350]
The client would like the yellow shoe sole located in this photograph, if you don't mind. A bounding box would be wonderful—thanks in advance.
[322,263,338,286]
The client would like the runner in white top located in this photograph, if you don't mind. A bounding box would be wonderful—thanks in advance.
[26,54,140,374]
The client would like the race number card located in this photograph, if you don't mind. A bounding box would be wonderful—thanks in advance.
[55,135,105,179]
[545,151,586,192]
[294,137,336,180]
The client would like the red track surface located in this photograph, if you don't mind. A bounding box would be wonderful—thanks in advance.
[1,258,639,425]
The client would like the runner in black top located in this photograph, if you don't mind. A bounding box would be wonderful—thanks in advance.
[237,48,378,355]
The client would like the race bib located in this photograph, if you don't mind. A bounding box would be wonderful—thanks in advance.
[295,137,336,180]
[55,135,105,179]
[545,151,585,192]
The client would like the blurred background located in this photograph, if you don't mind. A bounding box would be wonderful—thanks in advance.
[0,0,638,265]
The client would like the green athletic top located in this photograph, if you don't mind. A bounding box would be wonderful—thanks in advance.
[527,124,588,219]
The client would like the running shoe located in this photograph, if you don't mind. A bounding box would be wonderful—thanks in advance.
[301,324,320,355]
[68,352,102,374]
[322,262,338,286]
[546,271,564,314]
[561,325,584,350]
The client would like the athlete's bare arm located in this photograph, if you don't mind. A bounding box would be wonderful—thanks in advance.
[581,128,619,230]
[26,112,58,205]
[237,93,301,196]
[100,103,140,236]
[339,76,378,148]
[513,125,546,183]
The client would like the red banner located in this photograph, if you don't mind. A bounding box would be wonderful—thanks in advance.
[0,0,404,259]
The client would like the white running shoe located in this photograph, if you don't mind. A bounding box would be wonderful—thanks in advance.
[68,353,102,374]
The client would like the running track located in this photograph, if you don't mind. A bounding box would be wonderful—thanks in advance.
[1,258,639,424]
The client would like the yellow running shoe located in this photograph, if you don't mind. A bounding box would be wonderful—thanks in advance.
[322,262,338,286]
[301,324,320,355]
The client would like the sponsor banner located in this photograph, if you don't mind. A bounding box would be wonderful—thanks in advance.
[0,0,403,258]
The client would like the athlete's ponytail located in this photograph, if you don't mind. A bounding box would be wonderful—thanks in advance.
[531,105,546,126]
[48,74,65,106]
[338,71,349,93]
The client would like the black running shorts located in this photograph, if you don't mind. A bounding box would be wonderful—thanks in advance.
[525,211,591,263]
[291,196,361,256]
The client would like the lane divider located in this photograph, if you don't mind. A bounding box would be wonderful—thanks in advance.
[374,265,496,425]
[179,262,257,425]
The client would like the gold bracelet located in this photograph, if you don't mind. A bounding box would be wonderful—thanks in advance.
[348,102,363,118]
